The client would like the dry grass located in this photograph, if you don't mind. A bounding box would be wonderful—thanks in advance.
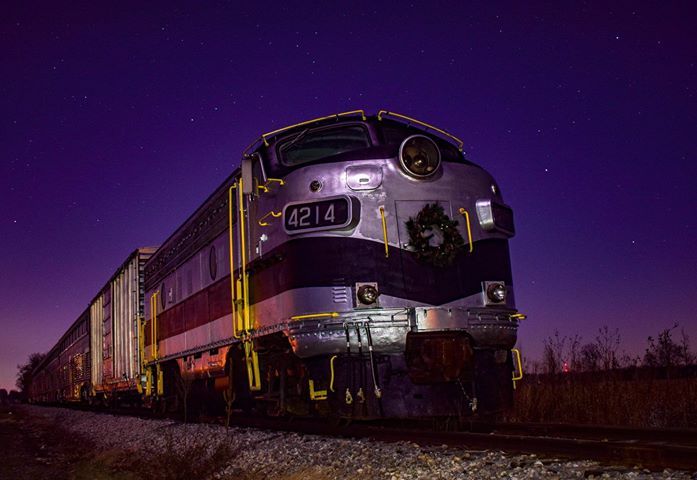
[85,432,244,480]
[509,372,697,428]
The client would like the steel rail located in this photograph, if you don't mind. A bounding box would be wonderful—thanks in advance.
[224,416,697,472]
[36,404,697,472]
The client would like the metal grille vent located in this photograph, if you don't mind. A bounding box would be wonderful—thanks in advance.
[332,286,349,304]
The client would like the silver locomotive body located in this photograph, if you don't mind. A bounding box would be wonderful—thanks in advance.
[252,148,517,347]
[143,110,522,418]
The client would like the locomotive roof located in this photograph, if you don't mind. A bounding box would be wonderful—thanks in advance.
[244,109,465,157]
[143,170,238,289]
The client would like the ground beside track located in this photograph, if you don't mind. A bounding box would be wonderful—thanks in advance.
[3,406,694,480]
[0,405,140,479]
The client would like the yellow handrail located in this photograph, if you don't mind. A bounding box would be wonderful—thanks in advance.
[512,348,523,389]
[308,379,328,401]
[377,110,464,151]
[237,179,250,333]
[244,340,261,392]
[235,178,262,392]
[290,312,340,321]
[261,110,367,146]
[150,292,159,361]
[329,355,338,393]
[145,367,152,396]
[149,298,153,361]
[137,316,145,394]
[379,206,389,258]
[258,210,282,227]
[149,294,153,360]
[510,313,527,321]
[228,184,238,338]
[156,364,163,396]
[458,208,474,253]
[258,178,286,193]
[154,292,158,360]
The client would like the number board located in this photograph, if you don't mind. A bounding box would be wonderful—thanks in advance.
[283,196,354,234]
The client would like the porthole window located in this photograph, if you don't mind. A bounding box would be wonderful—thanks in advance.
[209,245,218,280]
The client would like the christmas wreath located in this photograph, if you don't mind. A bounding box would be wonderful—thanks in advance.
[406,203,465,267]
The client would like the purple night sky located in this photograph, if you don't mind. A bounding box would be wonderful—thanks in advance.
[1,2,696,391]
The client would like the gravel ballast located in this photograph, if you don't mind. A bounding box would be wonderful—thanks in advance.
[25,406,694,479]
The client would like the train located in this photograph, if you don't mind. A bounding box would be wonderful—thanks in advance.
[29,110,524,419]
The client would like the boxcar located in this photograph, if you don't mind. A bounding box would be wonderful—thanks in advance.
[30,309,90,403]
[89,248,156,403]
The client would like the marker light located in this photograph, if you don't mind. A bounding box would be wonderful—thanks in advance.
[357,284,379,305]
[486,283,507,303]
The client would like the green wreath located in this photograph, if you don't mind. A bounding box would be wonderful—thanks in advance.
[406,203,465,267]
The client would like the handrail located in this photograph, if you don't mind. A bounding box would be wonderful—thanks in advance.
[258,178,286,193]
[149,299,153,361]
[512,348,524,389]
[290,312,340,321]
[235,178,262,392]
[154,292,158,359]
[244,340,261,392]
[149,294,153,359]
[137,316,145,394]
[377,110,464,151]
[156,364,163,396]
[329,355,338,393]
[150,292,159,361]
[241,110,367,155]
[379,206,389,258]
[237,179,250,333]
[258,210,282,227]
[308,379,328,401]
[261,110,367,146]
[458,208,474,253]
[228,184,239,338]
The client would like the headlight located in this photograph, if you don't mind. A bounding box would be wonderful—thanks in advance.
[357,284,379,305]
[399,135,441,178]
[485,282,507,303]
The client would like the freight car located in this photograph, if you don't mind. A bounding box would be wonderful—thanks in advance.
[29,248,155,405]
[140,110,524,419]
[29,309,90,403]
[89,248,156,404]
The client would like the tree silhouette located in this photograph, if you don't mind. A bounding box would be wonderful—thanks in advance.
[16,352,46,398]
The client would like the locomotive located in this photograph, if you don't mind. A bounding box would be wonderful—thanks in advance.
[30,110,524,419]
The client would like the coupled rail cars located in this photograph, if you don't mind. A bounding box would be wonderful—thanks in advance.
[29,248,155,405]
[30,110,524,419]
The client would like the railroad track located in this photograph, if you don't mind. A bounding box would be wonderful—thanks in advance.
[226,415,697,472]
[50,404,697,472]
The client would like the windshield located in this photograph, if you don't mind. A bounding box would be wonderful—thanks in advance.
[278,125,371,166]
